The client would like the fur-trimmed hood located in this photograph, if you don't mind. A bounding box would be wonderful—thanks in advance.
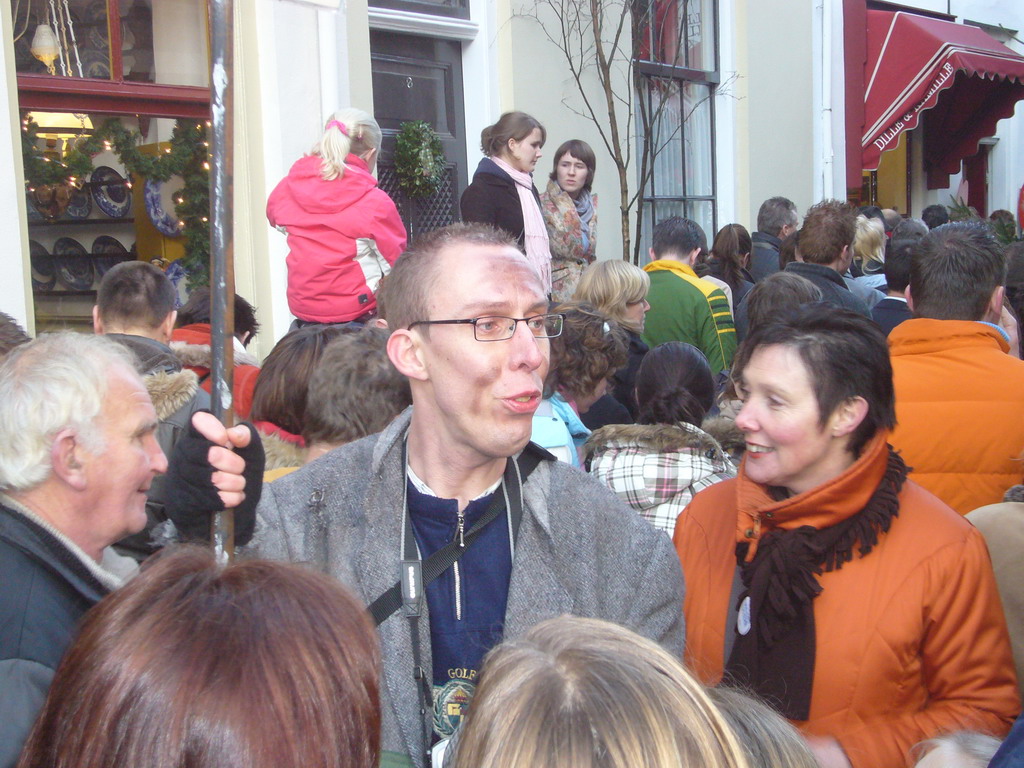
[583,420,737,528]
[145,369,202,421]
[582,421,723,461]
[260,429,306,471]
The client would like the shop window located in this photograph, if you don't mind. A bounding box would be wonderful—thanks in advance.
[23,111,208,332]
[11,0,209,87]
[11,0,212,330]
[635,0,719,245]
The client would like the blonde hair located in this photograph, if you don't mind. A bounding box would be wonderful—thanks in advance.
[708,687,818,768]
[450,616,750,768]
[574,260,651,334]
[853,214,886,266]
[312,108,383,181]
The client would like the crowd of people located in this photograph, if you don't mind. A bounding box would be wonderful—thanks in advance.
[3,106,1024,768]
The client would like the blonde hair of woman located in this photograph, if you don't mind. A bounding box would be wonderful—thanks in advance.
[312,108,383,181]
[575,259,651,334]
[853,214,886,271]
[450,616,749,768]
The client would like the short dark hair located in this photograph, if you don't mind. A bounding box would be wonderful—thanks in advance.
[18,546,381,768]
[635,342,715,427]
[549,139,596,192]
[798,200,856,266]
[1005,240,1024,286]
[756,197,798,237]
[921,204,950,229]
[176,287,260,344]
[250,324,348,434]
[96,261,176,329]
[734,305,895,456]
[384,223,517,333]
[883,239,915,293]
[910,221,1006,321]
[302,327,412,446]
[745,272,822,335]
[858,205,885,228]
[0,312,30,358]
[1004,241,1024,355]
[891,218,928,242]
[481,111,546,157]
[545,302,627,401]
[652,217,705,260]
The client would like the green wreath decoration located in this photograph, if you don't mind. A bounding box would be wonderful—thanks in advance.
[394,120,446,200]
[22,116,212,285]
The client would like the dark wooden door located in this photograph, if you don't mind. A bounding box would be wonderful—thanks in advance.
[370,31,467,241]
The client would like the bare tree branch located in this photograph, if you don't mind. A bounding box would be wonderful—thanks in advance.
[512,0,728,262]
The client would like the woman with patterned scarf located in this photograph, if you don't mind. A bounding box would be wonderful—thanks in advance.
[540,139,598,301]
[675,305,1019,768]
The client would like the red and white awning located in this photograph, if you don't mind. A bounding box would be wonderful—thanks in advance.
[862,10,1024,185]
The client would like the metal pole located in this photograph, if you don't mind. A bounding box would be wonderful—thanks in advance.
[208,0,236,561]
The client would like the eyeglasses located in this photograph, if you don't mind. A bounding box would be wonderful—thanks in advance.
[407,313,565,342]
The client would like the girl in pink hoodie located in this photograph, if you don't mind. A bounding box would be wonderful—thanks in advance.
[268,109,407,324]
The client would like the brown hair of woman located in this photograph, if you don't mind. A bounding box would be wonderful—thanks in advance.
[18,547,381,768]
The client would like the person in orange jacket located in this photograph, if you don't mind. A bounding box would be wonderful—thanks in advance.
[889,221,1024,514]
[675,305,1019,768]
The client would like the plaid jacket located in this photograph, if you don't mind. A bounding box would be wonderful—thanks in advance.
[582,421,736,535]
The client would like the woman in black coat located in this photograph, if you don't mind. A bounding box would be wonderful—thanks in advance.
[461,111,552,292]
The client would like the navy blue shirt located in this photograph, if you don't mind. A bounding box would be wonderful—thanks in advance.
[406,481,512,738]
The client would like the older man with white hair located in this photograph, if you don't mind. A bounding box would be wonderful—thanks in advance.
[0,333,251,768]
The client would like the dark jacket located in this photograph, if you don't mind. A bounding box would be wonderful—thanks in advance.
[706,259,754,307]
[750,231,782,282]
[460,158,540,250]
[871,296,913,336]
[613,331,649,419]
[0,502,111,768]
[782,262,871,317]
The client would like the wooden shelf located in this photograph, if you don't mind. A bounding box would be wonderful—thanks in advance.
[34,289,97,297]
[28,217,135,227]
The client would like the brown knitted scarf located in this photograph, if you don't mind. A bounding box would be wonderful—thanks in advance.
[724,447,908,720]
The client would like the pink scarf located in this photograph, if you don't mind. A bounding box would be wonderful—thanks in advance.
[492,156,552,292]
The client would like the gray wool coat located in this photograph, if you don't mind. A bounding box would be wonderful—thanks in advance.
[250,409,686,767]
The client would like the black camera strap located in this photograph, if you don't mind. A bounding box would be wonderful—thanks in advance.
[368,441,551,763]
[368,443,547,626]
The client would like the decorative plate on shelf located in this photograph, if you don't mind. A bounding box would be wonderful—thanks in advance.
[80,48,111,80]
[53,237,94,291]
[30,240,56,291]
[66,185,93,219]
[92,235,131,276]
[90,166,132,218]
[144,177,184,237]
